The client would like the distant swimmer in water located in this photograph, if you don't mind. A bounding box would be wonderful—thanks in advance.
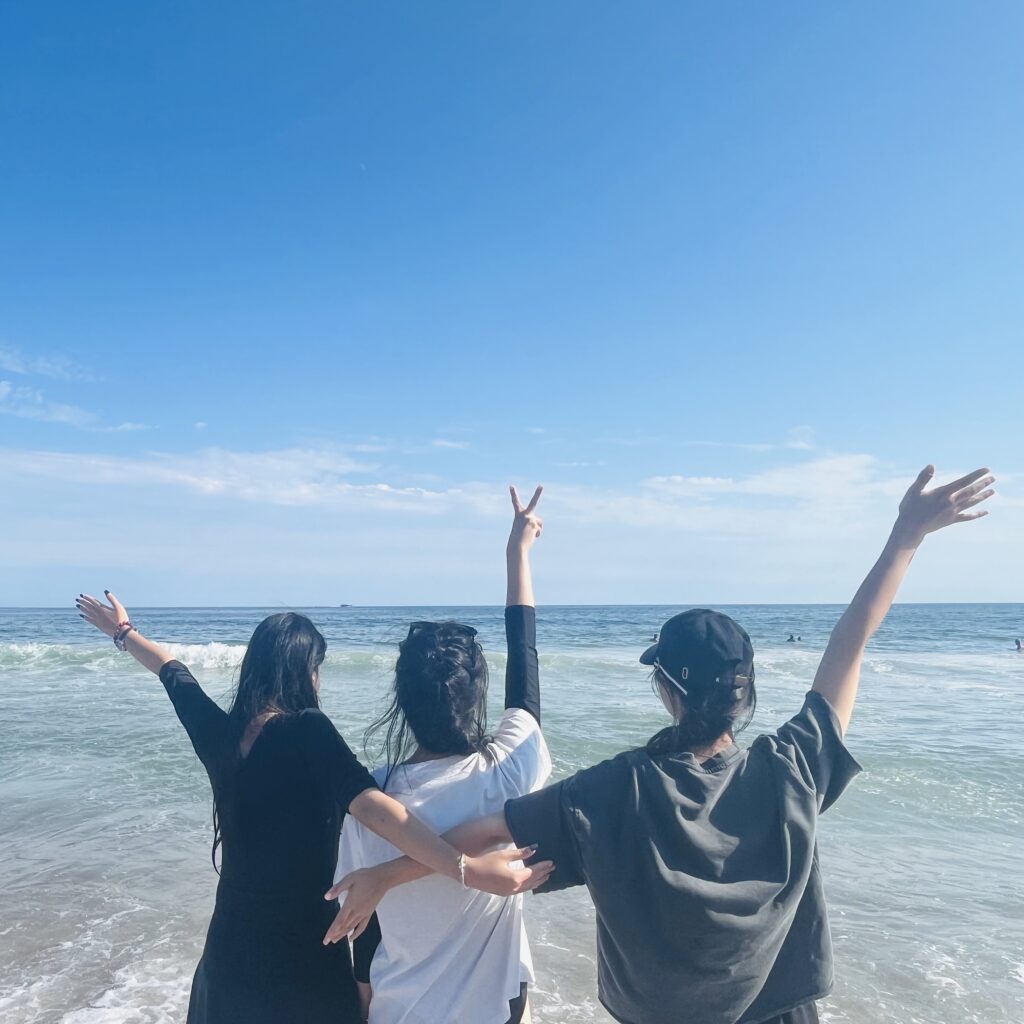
[1015,639,1022,651]
[650,633,660,643]
[797,636,803,642]
[786,634,796,643]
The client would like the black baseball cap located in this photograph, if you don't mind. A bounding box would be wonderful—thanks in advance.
[640,609,754,689]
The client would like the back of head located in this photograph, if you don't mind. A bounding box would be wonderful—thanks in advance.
[368,621,490,777]
[230,612,326,726]
[641,608,757,752]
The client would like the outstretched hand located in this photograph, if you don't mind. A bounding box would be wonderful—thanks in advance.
[76,591,131,638]
[895,465,995,544]
[323,865,393,944]
[508,485,543,555]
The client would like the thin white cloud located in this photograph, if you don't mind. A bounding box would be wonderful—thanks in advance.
[0,380,149,432]
[431,439,471,450]
[680,440,776,453]
[0,345,92,381]
[786,425,816,450]
[0,446,417,508]
[0,380,97,428]
[0,444,922,533]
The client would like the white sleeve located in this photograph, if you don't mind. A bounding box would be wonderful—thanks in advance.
[490,708,552,795]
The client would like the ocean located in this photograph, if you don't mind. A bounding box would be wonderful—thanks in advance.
[1,604,1022,1024]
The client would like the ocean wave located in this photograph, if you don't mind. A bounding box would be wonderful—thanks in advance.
[1,640,1019,690]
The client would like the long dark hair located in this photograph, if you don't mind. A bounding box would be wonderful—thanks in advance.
[648,664,757,754]
[212,612,326,867]
[366,621,491,789]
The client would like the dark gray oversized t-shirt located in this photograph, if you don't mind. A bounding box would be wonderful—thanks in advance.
[505,691,861,1024]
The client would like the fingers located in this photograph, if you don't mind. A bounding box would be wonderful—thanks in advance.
[954,509,989,523]
[351,917,370,941]
[515,860,555,892]
[502,845,539,862]
[324,878,352,901]
[907,465,935,497]
[322,908,348,945]
[950,474,995,504]
[954,487,995,512]
[75,595,103,623]
[524,485,543,514]
[105,590,127,619]
[509,485,523,514]
[937,467,991,496]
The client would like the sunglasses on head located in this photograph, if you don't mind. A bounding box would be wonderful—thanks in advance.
[406,621,479,640]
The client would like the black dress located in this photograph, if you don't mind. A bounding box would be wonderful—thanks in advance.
[159,660,377,1024]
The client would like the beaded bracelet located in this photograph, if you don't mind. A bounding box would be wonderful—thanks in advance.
[113,621,135,652]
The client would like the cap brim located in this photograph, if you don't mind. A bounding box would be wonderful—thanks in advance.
[639,642,659,665]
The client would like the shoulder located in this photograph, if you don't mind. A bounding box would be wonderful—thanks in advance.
[492,707,542,747]
[752,690,846,757]
[560,748,640,807]
[292,707,356,750]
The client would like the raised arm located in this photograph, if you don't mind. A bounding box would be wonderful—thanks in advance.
[76,590,231,767]
[812,464,994,733]
[506,485,542,608]
[505,484,543,719]
[76,590,174,675]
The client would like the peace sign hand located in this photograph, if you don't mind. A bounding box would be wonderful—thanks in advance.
[895,465,995,544]
[508,485,543,555]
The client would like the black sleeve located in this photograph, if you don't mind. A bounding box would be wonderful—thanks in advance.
[773,691,863,812]
[352,912,382,984]
[504,778,585,893]
[504,605,540,724]
[159,660,232,771]
[299,710,379,811]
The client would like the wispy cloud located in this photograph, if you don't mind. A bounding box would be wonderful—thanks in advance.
[0,345,92,381]
[786,425,815,450]
[0,446,423,507]
[679,426,817,454]
[431,439,471,450]
[0,443,927,533]
[0,380,149,433]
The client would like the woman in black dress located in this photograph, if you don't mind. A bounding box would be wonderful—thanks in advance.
[75,592,553,1024]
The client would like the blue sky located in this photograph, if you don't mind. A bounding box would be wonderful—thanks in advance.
[2,1,1022,606]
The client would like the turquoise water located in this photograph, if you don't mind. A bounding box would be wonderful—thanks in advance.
[1,605,1022,1023]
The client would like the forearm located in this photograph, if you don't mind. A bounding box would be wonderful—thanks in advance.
[813,523,920,729]
[123,629,176,676]
[356,813,513,893]
[348,789,463,881]
[506,549,535,608]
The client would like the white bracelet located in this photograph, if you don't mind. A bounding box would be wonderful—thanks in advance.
[457,853,467,887]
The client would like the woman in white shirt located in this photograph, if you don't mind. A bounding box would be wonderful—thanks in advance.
[327,486,550,1024]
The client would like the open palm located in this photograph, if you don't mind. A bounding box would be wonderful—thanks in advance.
[897,465,995,541]
[76,591,130,638]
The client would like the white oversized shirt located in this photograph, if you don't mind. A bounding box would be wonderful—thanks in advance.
[336,708,551,1024]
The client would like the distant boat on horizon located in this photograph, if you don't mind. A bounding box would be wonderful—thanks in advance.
[338,604,352,608]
